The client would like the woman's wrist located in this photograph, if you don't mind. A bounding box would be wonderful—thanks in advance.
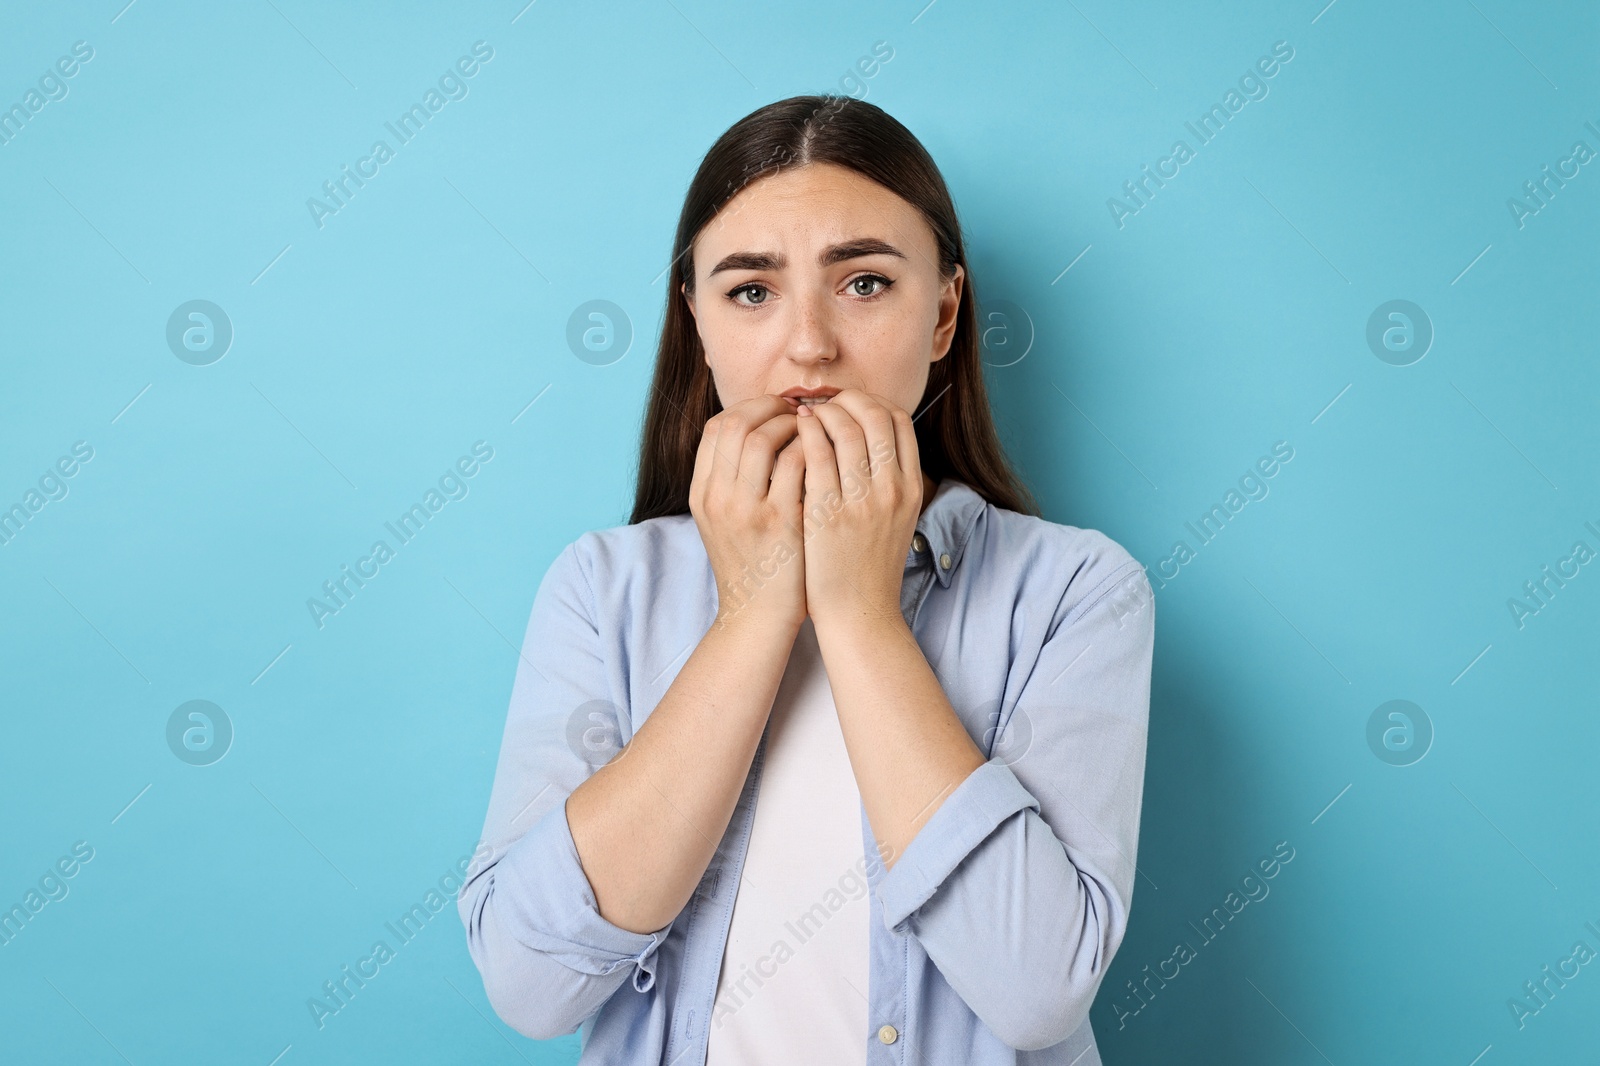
[710,598,804,642]
[809,603,910,649]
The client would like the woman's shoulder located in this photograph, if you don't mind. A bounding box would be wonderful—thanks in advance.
[554,511,706,602]
[971,491,1152,624]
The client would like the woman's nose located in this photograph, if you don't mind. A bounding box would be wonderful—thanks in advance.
[784,287,837,365]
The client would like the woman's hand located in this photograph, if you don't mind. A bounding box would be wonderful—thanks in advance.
[689,395,808,632]
[793,389,923,629]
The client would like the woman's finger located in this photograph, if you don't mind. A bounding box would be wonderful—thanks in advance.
[768,434,806,507]
[806,393,870,502]
[795,403,841,525]
[711,395,791,495]
[887,400,919,484]
[822,390,902,499]
[690,411,722,505]
[739,410,800,497]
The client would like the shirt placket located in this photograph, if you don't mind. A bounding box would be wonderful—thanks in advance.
[863,541,939,1062]
[673,724,770,1066]
[679,533,943,1066]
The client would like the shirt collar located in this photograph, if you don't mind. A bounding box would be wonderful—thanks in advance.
[907,478,988,587]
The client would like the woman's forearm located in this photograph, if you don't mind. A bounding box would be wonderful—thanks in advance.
[812,610,987,867]
[564,606,800,935]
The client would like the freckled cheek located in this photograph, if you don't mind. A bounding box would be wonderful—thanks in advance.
[704,325,786,400]
[849,309,923,363]
[847,331,925,409]
[709,350,767,392]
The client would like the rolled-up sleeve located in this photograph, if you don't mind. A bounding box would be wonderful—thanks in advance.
[457,538,673,1041]
[875,552,1155,1052]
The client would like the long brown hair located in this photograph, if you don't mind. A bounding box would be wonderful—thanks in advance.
[628,94,1038,524]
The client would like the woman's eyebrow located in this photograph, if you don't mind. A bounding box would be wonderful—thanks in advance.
[707,238,907,277]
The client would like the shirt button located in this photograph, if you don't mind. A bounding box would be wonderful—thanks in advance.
[878,1024,899,1044]
[939,552,952,569]
[912,533,928,553]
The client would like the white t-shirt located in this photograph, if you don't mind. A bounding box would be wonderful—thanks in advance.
[704,616,871,1065]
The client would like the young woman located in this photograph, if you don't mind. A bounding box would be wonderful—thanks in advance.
[458,95,1156,1065]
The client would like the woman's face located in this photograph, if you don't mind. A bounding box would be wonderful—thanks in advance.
[682,162,963,421]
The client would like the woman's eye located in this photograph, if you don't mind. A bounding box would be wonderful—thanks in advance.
[726,283,769,306]
[724,275,892,307]
[849,274,893,298]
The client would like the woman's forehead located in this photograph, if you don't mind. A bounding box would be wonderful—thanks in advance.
[695,169,932,269]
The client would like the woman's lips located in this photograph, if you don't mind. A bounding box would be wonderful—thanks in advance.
[783,396,832,408]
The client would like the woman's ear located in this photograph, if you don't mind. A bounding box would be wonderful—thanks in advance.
[681,280,696,322]
[930,264,964,363]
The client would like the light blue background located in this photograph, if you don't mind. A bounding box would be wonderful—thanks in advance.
[2,1,1596,1063]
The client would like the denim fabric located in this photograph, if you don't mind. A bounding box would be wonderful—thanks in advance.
[458,478,1155,1063]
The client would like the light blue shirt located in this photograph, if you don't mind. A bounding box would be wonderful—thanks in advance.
[458,477,1156,1063]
